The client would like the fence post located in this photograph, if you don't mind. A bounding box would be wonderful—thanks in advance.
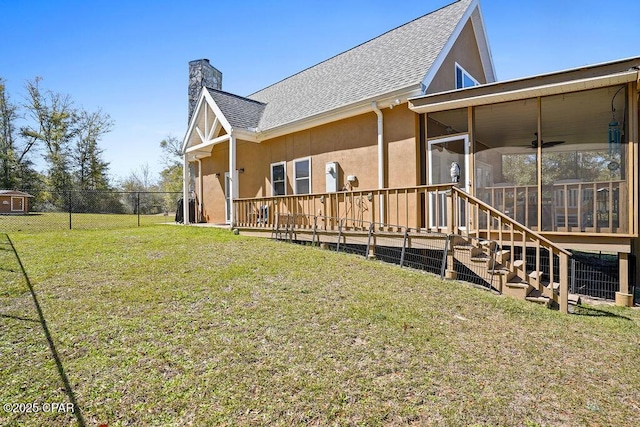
[400,228,409,268]
[366,222,375,259]
[336,219,343,252]
[68,190,72,230]
[440,234,450,279]
[312,215,318,246]
[137,192,141,227]
[570,258,576,294]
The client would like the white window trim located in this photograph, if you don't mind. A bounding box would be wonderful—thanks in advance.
[293,157,312,195]
[454,62,480,89]
[11,196,24,212]
[270,161,287,196]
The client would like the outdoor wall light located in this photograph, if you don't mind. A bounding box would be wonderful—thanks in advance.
[214,172,221,178]
[238,168,245,173]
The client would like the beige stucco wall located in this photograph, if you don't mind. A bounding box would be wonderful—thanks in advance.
[426,19,486,94]
[194,17,490,225]
[198,104,418,224]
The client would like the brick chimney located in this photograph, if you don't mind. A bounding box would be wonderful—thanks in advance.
[188,59,222,122]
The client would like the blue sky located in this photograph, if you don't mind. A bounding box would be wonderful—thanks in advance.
[1,0,637,182]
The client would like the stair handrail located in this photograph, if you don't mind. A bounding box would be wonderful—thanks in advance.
[451,187,571,256]
[452,186,570,314]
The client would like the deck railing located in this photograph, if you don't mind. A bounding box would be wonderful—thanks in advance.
[476,180,627,233]
[234,184,572,313]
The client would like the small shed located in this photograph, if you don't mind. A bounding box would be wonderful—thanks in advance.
[0,190,34,214]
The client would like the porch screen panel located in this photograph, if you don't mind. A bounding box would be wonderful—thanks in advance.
[540,86,628,233]
[427,108,468,139]
[473,99,538,229]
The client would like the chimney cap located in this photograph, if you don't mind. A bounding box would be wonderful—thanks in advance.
[189,58,211,65]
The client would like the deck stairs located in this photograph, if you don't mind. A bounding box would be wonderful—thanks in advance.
[452,234,580,309]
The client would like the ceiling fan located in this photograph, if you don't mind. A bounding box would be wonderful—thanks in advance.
[526,132,565,149]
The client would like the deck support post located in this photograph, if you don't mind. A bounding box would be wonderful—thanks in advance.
[616,252,633,307]
[559,253,569,314]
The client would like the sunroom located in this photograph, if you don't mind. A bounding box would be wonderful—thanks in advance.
[410,58,639,246]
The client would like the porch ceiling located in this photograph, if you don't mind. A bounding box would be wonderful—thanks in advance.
[428,82,630,153]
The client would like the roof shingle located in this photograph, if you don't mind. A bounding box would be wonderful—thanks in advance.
[208,0,472,133]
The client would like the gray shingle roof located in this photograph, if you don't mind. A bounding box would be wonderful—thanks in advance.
[247,0,472,131]
[207,88,266,130]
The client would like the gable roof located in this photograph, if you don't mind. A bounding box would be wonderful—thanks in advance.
[185,0,490,148]
[249,0,474,131]
[207,88,266,130]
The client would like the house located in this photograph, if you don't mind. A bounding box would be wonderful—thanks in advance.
[0,190,33,215]
[181,0,639,310]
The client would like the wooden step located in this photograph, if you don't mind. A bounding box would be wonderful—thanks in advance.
[454,244,483,257]
[525,289,551,307]
[496,249,511,264]
[512,259,524,269]
[478,240,496,253]
[503,279,533,300]
[470,254,492,265]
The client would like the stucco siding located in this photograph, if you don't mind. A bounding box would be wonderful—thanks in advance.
[427,19,486,94]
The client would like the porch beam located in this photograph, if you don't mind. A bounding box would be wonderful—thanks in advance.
[537,97,542,231]
[186,134,230,153]
[182,154,190,225]
[229,135,237,226]
[467,106,475,196]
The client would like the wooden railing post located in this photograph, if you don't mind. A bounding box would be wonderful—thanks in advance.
[446,190,455,234]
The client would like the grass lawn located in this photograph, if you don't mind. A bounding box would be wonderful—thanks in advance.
[0,212,175,232]
[1,226,639,426]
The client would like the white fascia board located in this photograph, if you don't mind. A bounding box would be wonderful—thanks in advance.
[185,134,231,154]
[231,128,260,143]
[182,88,234,153]
[409,70,638,114]
[256,86,422,142]
[420,0,481,92]
[470,2,497,83]
[182,90,208,152]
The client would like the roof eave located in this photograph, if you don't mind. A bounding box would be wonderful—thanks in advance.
[409,70,638,114]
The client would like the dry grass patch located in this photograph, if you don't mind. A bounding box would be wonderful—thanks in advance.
[0,226,639,426]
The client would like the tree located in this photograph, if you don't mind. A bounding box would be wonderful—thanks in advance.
[119,164,165,214]
[21,77,78,199]
[0,78,41,190]
[73,109,114,191]
[158,135,182,192]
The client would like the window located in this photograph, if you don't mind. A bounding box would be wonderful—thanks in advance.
[455,63,479,89]
[293,157,311,195]
[11,197,24,212]
[270,162,286,196]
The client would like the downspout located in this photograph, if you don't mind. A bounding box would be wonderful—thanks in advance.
[182,154,190,225]
[196,157,203,223]
[372,102,385,224]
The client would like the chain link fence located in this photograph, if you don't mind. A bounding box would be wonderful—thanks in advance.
[0,189,182,232]
[269,213,629,303]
